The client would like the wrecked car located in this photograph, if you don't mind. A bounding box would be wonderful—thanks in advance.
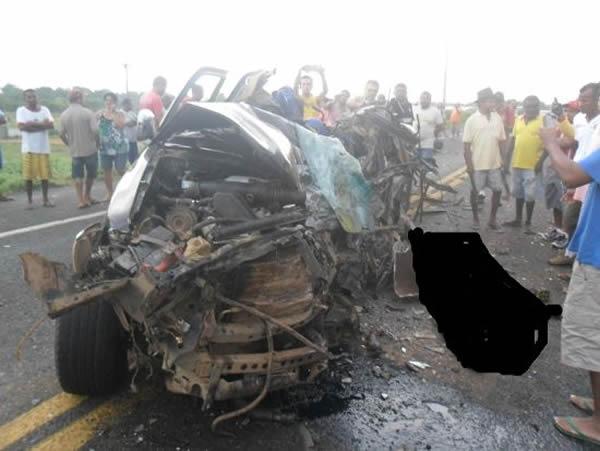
[20,68,435,429]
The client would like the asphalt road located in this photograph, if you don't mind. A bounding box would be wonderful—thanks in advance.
[0,139,594,450]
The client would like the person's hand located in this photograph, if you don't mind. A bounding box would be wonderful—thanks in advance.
[551,98,563,118]
[539,127,560,149]
[562,189,575,202]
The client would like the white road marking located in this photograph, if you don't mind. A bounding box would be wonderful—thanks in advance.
[0,211,106,240]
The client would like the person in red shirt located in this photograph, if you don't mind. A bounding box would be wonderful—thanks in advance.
[495,92,515,201]
[139,76,167,127]
[495,91,515,136]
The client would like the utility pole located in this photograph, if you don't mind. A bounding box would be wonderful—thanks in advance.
[124,64,129,95]
[442,46,448,110]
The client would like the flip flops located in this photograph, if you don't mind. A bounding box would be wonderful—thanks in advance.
[553,416,600,447]
[570,395,594,414]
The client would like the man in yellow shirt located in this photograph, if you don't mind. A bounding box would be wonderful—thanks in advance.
[503,96,544,231]
[504,96,574,232]
[294,65,328,121]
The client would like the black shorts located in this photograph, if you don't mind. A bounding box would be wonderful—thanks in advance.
[72,154,98,179]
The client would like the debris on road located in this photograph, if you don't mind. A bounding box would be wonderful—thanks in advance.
[407,361,431,372]
[424,402,455,423]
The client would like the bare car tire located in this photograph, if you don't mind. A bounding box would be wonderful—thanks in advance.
[55,300,128,396]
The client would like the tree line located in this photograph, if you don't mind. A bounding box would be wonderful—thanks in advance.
[0,84,142,116]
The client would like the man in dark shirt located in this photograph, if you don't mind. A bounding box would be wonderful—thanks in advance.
[387,83,414,125]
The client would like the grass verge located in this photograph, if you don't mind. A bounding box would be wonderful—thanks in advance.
[0,139,72,194]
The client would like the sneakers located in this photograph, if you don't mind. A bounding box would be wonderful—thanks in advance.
[552,234,569,249]
[548,254,575,266]
[541,227,568,242]
[539,228,569,249]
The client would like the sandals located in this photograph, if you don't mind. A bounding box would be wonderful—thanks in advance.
[553,416,600,446]
[570,395,594,414]
[502,219,522,227]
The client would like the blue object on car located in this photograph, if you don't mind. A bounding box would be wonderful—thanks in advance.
[272,87,303,122]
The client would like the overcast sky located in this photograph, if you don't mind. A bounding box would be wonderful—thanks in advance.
[2,0,598,104]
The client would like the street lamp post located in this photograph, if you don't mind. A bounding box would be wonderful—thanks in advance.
[442,46,448,111]
[124,64,129,95]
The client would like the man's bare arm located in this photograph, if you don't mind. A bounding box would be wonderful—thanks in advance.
[503,136,515,170]
[463,142,474,172]
[317,67,328,97]
[540,129,591,188]
[18,122,47,132]
[293,68,303,96]
[59,129,69,146]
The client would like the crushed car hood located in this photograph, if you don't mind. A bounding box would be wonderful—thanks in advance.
[108,103,302,231]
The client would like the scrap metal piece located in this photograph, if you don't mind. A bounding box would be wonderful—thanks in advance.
[72,223,103,274]
[20,252,130,318]
[393,240,419,300]
[20,253,69,299]
[45,279,129,318]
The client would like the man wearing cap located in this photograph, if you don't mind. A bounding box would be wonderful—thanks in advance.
[59,89,99,208]
[462,88,506,230]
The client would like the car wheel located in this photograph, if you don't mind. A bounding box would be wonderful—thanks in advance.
[55,300,128,396]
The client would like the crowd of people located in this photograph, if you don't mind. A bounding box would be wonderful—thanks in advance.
[0,76,171,209]
[461,81,600,446]
[1,68,457,209]
[290,66,448,163]
[287,71,600,445]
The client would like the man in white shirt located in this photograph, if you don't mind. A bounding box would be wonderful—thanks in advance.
[463,88,507,230]
[549,82,600,266]
[414,91,444,163]
[16,89,55,209]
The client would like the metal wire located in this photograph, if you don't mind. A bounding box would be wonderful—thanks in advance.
[211,321,274,433]
[214,293,330,358]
